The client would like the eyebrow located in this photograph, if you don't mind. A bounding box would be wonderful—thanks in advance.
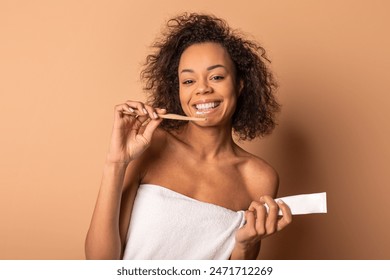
[180,64,226,74]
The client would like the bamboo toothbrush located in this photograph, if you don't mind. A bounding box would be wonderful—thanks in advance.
[122,111,207,122]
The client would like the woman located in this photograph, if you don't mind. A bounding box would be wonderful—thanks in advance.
[85,13,292,260]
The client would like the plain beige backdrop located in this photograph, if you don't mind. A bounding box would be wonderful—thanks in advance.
[1,0,389,259]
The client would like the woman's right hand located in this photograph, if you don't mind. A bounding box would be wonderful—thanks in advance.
[106,100,165,164]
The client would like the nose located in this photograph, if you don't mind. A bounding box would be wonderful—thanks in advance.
[196,79,212,95]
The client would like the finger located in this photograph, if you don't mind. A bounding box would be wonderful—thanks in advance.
[155,108,167,119]
[136,114,149,124]
[261,195,279,234]
[248,201,266,236]
[244,210,256,229]
[128,117,144,139]
[143,104,159,120]
[115,103,135,116]
[125,101,148,116]
[138,107,167,123]
[113,105,139,128]
[155,108,167,115]
[236,210,257,242]
[122,103,136,114]
[276,199,292,231]
[141,118,163,142]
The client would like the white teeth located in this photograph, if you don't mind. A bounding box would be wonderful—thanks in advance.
[195,102,219,110]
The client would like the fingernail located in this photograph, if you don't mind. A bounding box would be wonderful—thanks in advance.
[153,112,158,119]
[142,108,148,114]
[128,107,134,112]
[277,199,284,204]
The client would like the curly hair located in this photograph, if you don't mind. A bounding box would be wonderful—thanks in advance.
[141,13,280,140]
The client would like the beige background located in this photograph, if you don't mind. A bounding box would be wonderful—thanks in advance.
[1,0,389,259]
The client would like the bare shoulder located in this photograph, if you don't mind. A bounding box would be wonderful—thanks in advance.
[236,146,279,199]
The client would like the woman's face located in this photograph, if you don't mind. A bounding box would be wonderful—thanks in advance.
[178,42,240,127]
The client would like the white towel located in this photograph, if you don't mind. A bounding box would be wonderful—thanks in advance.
[122,184,246,260]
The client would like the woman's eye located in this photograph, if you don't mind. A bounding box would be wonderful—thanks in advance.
[183,80,194,85]
[211,76,224,81]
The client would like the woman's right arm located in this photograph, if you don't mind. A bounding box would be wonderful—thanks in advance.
[84,101,164,259]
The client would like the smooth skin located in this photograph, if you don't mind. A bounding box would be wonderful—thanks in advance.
[85,42,292,260]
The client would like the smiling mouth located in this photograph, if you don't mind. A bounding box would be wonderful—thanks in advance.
[193,101,221,114]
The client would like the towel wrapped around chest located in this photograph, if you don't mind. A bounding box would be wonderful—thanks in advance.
[122,184,245,260]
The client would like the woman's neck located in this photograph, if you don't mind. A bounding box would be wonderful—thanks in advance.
[177,122,237,161]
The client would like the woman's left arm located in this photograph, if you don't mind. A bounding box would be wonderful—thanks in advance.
[230,196,292,260]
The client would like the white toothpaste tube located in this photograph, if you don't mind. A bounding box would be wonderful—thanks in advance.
[266,192,327,215]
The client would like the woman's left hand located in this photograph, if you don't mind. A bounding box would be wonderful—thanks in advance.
[231,196,292,259]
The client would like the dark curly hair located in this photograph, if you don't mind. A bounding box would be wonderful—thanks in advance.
[141,13,280,140]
